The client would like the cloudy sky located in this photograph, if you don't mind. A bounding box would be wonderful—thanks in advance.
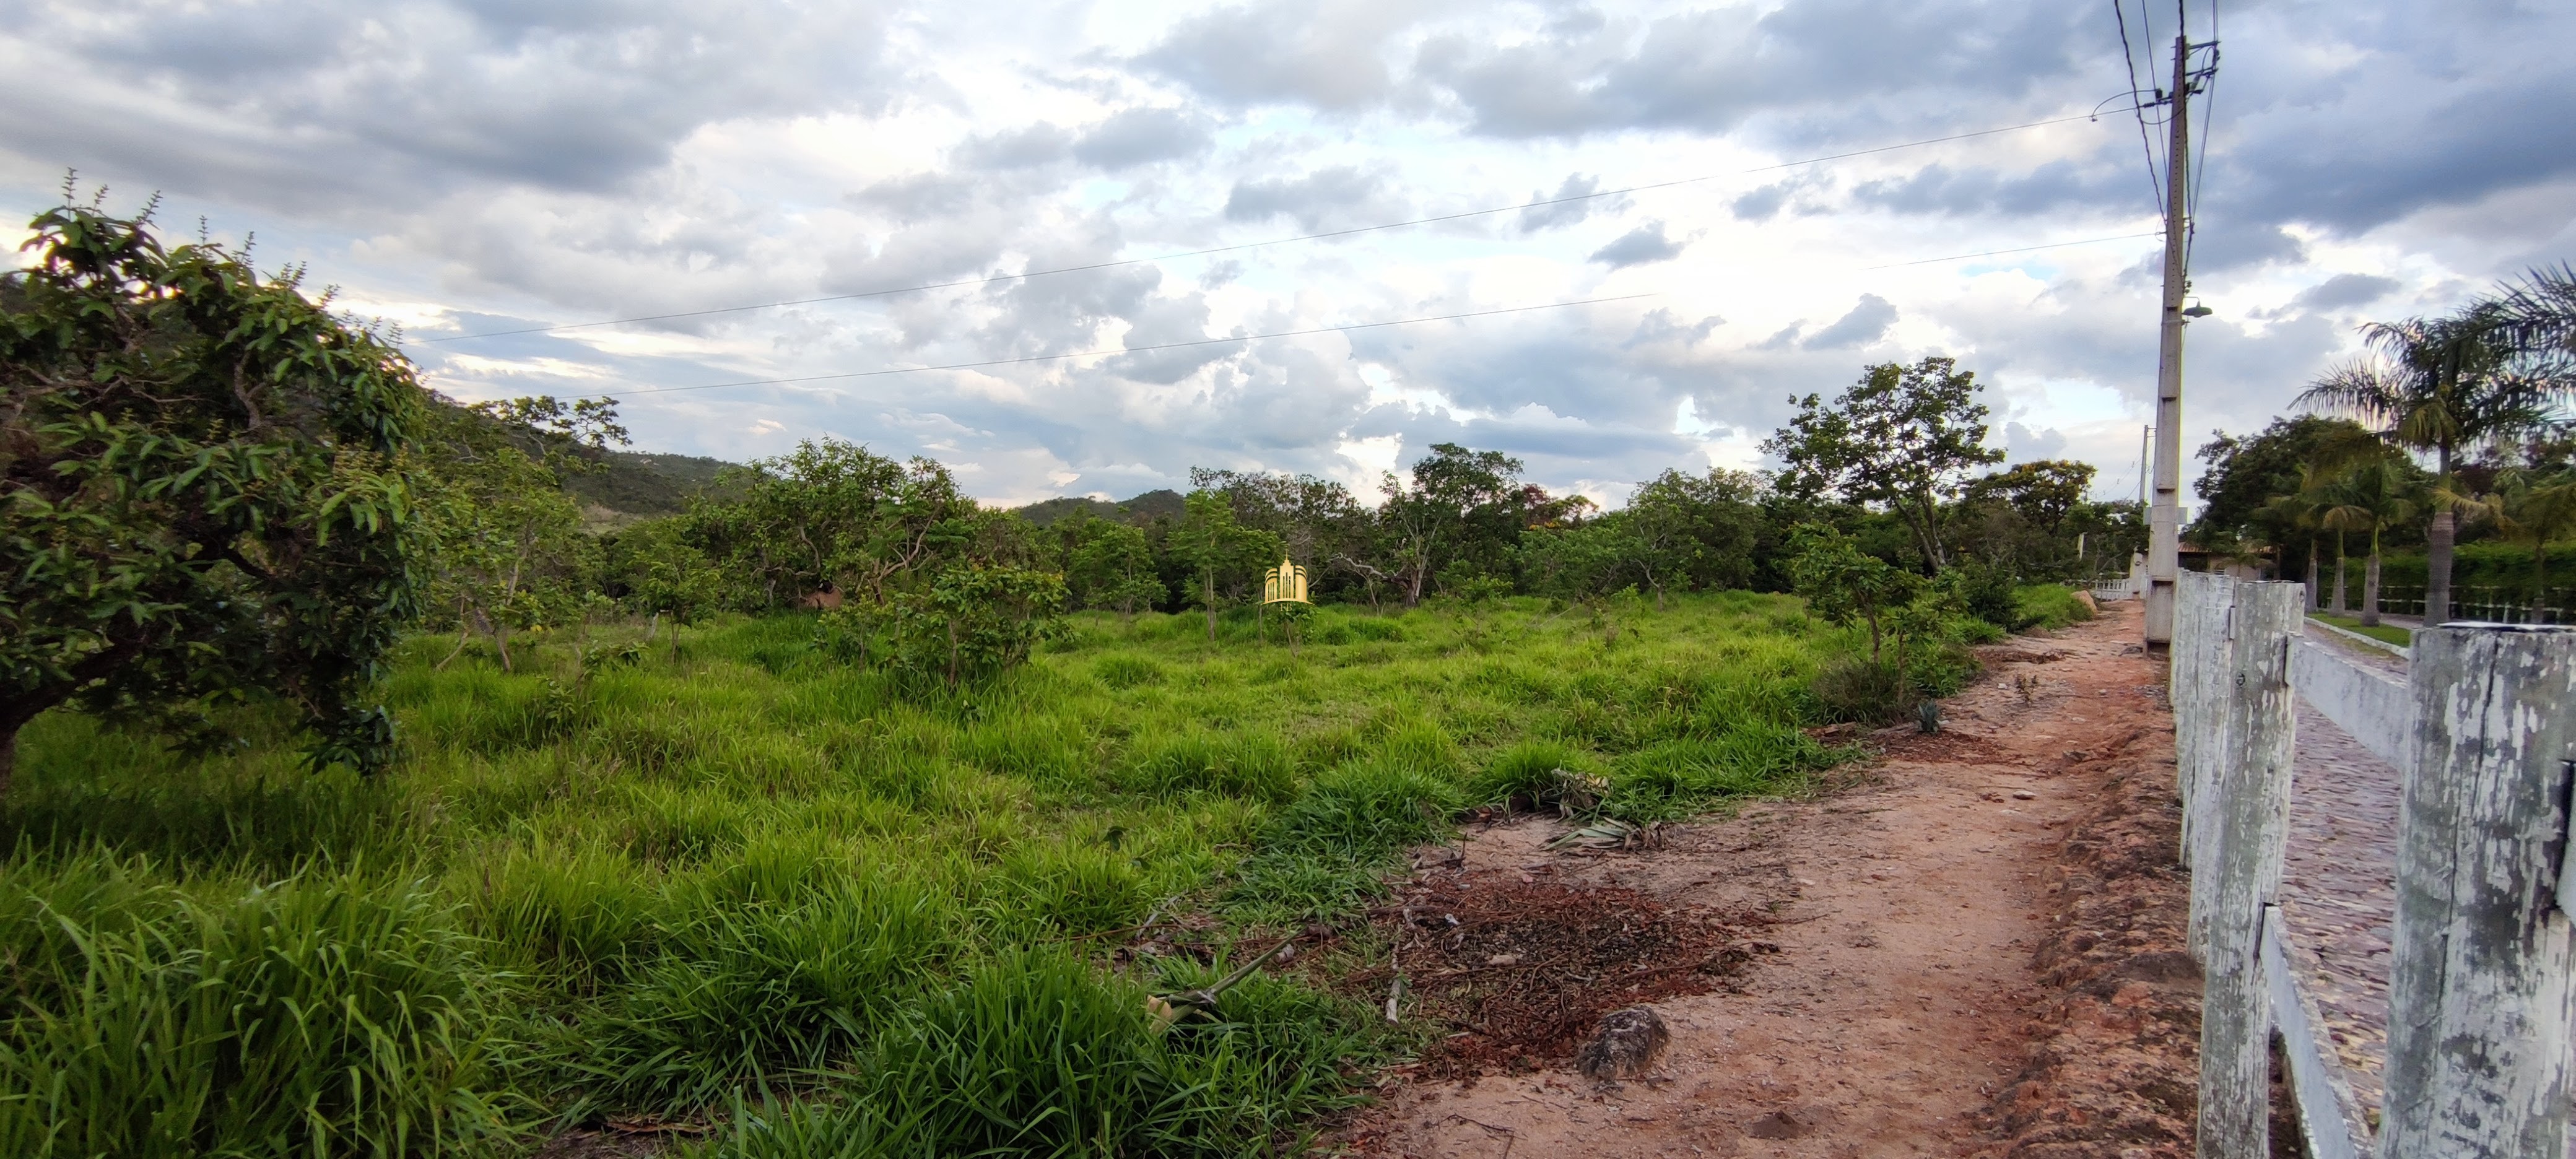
[5,0,2571,507]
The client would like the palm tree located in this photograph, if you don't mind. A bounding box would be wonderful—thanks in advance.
[2481,467,2576,622]
[2299,306,2563,624]
[2258,479,2329,611]
[2489,263,2576,359]
[2313,456,2423,628]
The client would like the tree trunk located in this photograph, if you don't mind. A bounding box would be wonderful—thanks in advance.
[1203,571,1217,641]
[2535,545,2550,625]
[2304,539,2320,611]
[2362,542,2383,628]
[2332,534,2348,614]
[2426,444,2455,624]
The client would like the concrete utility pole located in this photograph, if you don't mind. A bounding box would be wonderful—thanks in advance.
[2144,32,2204,648]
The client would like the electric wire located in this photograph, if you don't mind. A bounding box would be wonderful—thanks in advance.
[2112,0,2167,217]
[1856,230,2162,271]
[419,111,2110,345]
[609,294,1654,397]
[2182,0,2219,274]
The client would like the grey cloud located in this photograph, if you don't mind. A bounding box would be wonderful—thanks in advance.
[1224,167,1401,230]
[1071,108,1212,170]
[1848,159,2126,219]
[1414,0,2093,139]
[960,124,1074,170]
[1520,173,1625,232]
[2290,273,2401,313]
[1138,0,1429,110]
[1731,183,1793,222]
[0,1,900,206]
[2005,421,2068,463]
[1801,294,1897,349]
[1625,309,1724,348]
[1588,221,1686,268]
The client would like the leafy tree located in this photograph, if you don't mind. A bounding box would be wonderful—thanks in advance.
[1352,443,1584,605]
[2473,466,2576,618]
[2300,308,2569,623]
[879,562,1067,685]
[1068,515,1164,620]
[415,396,627,672]
[1169,490,1279,639]
[2313,453,2427,627]
[2,201,429,788]
[1188,468,1365,596]
[687,439,975,609]
[1785,524,1921,661]
[2189,416,2377,584]
[1620,468,1760,605]
[1764,357,2003,570]
[1967,460,2094,537]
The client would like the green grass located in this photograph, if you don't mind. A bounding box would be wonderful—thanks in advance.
[4,593,1869,1156]
[2308,612,2414,648]
[2012,583,2098,632]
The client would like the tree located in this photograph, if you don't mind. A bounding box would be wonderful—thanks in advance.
[1169,490,1278,640]
[2188,416,2378,583]
[1785,524,1921,661]
[687,439,975,609]
[1764,357,2004,570]
[2300,308,2567,623]
[415,396,627,672]
[2477,466,2576,621]
[1067,516,1164,620]
[2312,454,2426,628]
[1621,468,1760,603]
[2,201,429,790]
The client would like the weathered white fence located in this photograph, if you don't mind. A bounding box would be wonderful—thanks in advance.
[2174,570,2576,1159]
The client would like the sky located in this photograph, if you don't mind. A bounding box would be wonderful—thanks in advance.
[4,0,2571,509]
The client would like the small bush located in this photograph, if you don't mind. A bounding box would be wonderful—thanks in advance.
[1939,560,2028,632]
[2012,583,2097,631]
[1810,653,1912,724]
[1468,740,1601,812]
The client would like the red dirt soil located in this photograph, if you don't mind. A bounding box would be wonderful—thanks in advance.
[1341,601,2200,1159]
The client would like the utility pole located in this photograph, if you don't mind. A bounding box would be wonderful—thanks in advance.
[2144,30,2207,648]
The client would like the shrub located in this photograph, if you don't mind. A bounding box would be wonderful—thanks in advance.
[1809,653,1912,724]
[2012,583,2097,631]
[1937,559,2028,632]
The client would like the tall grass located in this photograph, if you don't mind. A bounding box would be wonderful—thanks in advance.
[6,593,1855,1153]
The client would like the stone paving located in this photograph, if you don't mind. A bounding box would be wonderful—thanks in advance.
[2278,625,2410,1135]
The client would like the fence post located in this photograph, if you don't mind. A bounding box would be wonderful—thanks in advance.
[2194,580,2302,1159]
[2175,571,2229,879]
[2382,625,2576,1157]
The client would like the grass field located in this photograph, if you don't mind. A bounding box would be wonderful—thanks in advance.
[2,591,1902,1157]
[2307,611,2414,648]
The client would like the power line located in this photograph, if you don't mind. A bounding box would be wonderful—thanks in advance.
[2112,0,2167,217]
[609,294,1654,397]
[420,111,2108,345]
[1856,230,2162,270]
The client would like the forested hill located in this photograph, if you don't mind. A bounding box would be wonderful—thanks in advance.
[564,449,741,520]
[1014,488,1185,526]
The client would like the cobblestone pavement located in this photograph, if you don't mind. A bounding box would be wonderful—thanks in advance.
[2279,625,2408,1132]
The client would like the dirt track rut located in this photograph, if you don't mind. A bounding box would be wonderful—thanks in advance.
[1349,602,2198,1158]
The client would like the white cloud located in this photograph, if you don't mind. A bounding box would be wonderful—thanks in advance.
[4,0,2568,505]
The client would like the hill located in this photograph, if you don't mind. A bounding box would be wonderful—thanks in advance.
[1014,488,1185,526]
[565,449,742,523]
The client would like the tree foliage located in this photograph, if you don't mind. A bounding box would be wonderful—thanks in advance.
[1764,357,2003,570]
[2,201,430,788]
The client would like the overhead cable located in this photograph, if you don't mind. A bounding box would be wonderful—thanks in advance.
[421,112,2108,344]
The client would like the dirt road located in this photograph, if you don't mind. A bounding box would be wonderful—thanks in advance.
[1349,601,2200,1159]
